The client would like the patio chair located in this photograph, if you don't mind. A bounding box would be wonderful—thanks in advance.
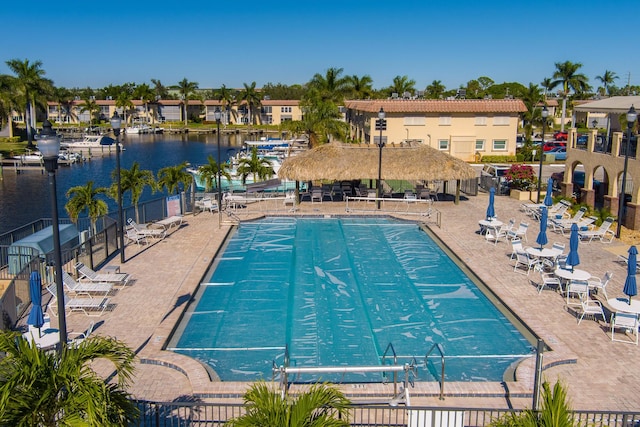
[513,222,529,242]
[565,280,589,306]
[514,251,538,275]
[610,312,639,345]
[534,264,562,294]
[510,238,529,260]
[75,262,130,288]
[125,225,148,246]
[311,188,323,203]
[68,321,95,346]
[46,284,110,317]
[62,271,113,296]
[485,225,508,245]
[587,271,612,300]
[577,298,606,324]
[126,218,166,239]
[578,217,615,243]
[153,215,184,230]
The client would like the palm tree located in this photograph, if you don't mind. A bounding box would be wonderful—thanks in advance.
[308,67,350,104]
[216,84,236,124]
[520,83,544,139]
[176,78,199,126]
[387,75,416,98]
[157,162,193,194]
[80,95,101,128]
[5,58,53,149]
[424,80,446,99]
[226,381,350,427]
[111,161,156,223]
[540,77,554,100]
[595,70,618,96]
[115,91,135,125]
[151,78,169,100]
[282,98,347,147]
[0,74,19,136]
[65,181,108,234]
[198,155,232,192]
[236,146,275,184]
[550,61,589,132]
[51,86,74,124]
[345,74,374,99]
[134,83,155,124]
[238,81,262,125]
[0,331,139,426]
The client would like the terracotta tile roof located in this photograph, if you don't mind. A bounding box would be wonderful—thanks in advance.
[344,99,527,113]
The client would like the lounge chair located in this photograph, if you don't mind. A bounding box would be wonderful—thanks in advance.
[62,271,113,296]
[550,207,587,234]
[578,217,615,243]
[125,226,148,245]
[153,215,184,230]
[610,312,639,345]
[46,284,110,317]
[68,321,95,346]
[126,218,166,239]
[201,199,218,214]
[75,262,130,287]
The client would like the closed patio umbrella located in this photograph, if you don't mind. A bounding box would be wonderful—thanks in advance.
[536,206,548,249]
[543,177,554,207]
[623,245,638,304]
[486,187,496,220]
[566,223,580,272]
[26,271,44,337]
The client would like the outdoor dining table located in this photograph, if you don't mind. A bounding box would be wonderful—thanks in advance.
[554,267,591,282]
[526,247,562,259]
[607,297,640,315]
[478,219,503,235]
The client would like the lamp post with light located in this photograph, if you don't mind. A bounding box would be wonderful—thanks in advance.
[214,107,223,228]
[37,120,68,349]
[110,112,125,263]
[536,106,549,203]
[376,107,386,209]
[616,105,637,238]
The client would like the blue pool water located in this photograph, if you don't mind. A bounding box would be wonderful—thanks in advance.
[169,217,534,383]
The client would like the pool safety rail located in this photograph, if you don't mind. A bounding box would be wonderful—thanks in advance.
[273,343,418,401]
[426,343,446,400]
[345,196,441,223]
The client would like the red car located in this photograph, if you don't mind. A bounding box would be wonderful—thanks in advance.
[543,141,566,151]
[553,131,568,141]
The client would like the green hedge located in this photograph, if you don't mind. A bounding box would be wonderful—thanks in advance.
[480,155,519,163]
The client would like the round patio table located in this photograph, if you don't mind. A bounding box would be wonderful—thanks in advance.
[554,268,591,282]
[478,219,502,235]
[607,297,640,315]
[526,247,562,259]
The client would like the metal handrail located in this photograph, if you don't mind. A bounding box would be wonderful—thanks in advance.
[382,343,398,394]
[426,343,446,400]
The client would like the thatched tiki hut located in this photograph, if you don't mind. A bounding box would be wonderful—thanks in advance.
[278,142,477,204]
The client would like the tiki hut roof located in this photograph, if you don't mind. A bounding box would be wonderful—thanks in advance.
[277,142,477,182]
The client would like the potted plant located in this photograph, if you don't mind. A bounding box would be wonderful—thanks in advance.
[505,164,537,200]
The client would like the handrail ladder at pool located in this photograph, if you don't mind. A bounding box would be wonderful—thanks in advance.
[426,343,446,401]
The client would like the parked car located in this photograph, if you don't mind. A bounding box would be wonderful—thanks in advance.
[543,141,566,151]
[553,131,568,141]
[547,147,567,161]
[577,134,588,146]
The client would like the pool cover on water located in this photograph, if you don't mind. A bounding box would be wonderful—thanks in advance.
[170,217,534,382]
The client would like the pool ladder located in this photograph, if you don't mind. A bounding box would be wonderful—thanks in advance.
[426,343,446,400]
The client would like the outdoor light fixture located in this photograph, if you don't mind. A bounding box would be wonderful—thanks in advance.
[536,106,549,203]
[616,105,637,238]
[376,107,386,209]
[110,112,125,263]
[37,120,68,349]
[214,107,223,228]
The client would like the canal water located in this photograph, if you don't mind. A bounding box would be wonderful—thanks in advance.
[0,132,247,235]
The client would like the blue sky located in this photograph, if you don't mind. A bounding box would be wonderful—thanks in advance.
[2,0,639,92]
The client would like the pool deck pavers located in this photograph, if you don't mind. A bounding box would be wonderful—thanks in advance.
[56,194,640,411]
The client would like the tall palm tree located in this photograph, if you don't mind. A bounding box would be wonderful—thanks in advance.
[80,95,101,128]
[197,155,232,192]
[0,331,139,426]
[238,81,262,125]
[115,91,135,125]
[111,161,156,223]
[520,83,544,139]
[150,78,169,100]
[595,70,618,96]
[0,74,19,136]
[5,58,53,149]
[307,67,350,104]
[236,146,275,184]
[51,86,74,124]
[282,98,347,147]
[345,74,373,100]
[216,84,236,124]
[550,61,589,132]
[176,78,199,126]
[226,381,350,427]
[65,181,108,234]
[157,162,193,194]
[425,80,446,99]
[540,77,554,100]
[387,75,416,98]
[133,83,155,124]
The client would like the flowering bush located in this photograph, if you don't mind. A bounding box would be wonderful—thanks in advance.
[504,164,536,190]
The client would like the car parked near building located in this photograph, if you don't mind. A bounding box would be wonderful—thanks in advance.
[547,147,567,161]
[543,141,566,151]
[553,131,568,141]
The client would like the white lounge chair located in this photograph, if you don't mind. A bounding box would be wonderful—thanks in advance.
[75,262,130,287]
[62,271,113,296]
[125,225,148,245]
[153,215,184,230]
[578,217,615,243]
[201,199,218,214]
[46,284,110,317]
[127,218,166,239]
[68,321,95,346]
[610,312,639,345]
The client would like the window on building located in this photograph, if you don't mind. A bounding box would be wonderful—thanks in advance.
[493,116,509,126]
[438,139,449,150]
[403,116,426,125]
[493,140,507,150]
[475,116,487,126]
[475,139,485,150]
[261,106,272,114]
[281,106,291,113]
[439,116,451,126]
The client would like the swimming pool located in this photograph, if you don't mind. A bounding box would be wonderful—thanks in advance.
[168,217,534,383]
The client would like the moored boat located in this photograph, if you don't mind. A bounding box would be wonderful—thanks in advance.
[61,134,117,149]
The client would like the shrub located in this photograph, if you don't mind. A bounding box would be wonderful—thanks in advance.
[505,164,536,191]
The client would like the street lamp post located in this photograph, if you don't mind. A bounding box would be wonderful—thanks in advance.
[616,105,637,238]
[214,107,223,228]
[37,120,68,349]
[536,106,549,203]
[110,112,125,263]
[376,108,386,209]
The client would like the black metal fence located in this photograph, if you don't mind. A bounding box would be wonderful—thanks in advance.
[131,401,640,427]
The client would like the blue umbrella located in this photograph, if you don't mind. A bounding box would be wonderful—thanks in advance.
[26,271,44,336]
[536,206,548,249]
[623,245,638,304]
[486,187,496,220]
[566,223,580,272]
[543,177,554,207]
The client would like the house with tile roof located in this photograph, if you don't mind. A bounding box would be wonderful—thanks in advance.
[344,99,527,162]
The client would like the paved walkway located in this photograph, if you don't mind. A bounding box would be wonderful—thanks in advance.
[57,194,639,411]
